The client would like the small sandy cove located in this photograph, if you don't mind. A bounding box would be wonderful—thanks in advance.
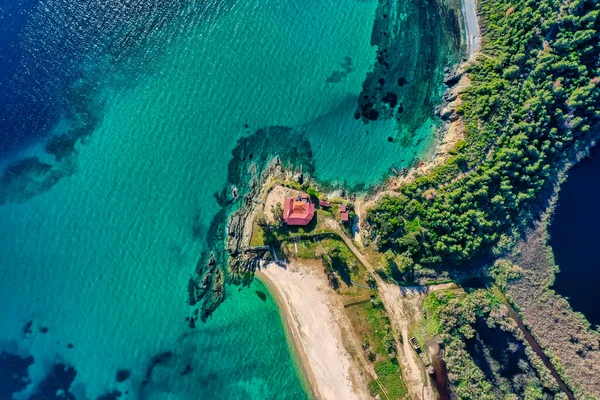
[257,262,370,400]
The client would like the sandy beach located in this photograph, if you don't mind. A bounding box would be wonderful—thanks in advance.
[257,262,371,400]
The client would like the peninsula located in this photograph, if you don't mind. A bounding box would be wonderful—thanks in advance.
[223,0,600,398]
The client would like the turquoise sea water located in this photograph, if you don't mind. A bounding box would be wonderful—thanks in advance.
[0,0,461,398]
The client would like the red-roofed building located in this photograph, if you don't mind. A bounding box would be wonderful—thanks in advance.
[319,200,331,208]
[340,204,349,223]
[283,195,315,226]
[341,211,349,223]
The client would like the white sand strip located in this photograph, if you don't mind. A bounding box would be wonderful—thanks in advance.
[257,263,369,400]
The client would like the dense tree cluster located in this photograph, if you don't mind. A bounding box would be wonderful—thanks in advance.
[368,0,600,268]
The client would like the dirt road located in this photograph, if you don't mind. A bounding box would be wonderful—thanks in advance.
[335,227,438,400]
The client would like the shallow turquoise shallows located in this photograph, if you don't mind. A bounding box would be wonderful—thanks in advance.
[0,0,460,397]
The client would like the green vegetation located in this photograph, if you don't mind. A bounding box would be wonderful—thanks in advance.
[271,201,284,228]
[348,295,407,400]
[322,243,354,287]
[423,289,559,399]
[365,2,600,395]
[367,0,600,268]
[370,360,406,399]
[306,187,320,202]
[487,259,522,291]
[411,290,454,347]
[283,237,367,287]
[250,224,266,247]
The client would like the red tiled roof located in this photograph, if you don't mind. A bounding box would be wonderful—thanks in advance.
[340,204,347,212]
[341,211,349,222]
[283,196,315,226]
[319,200,330,207]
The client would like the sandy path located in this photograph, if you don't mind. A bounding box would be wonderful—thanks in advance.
[330,228,433,399]
[378,283,437,400]
[335,228,459,399]
[257,263,370,400]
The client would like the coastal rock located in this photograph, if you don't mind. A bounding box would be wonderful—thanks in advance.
[229,254,262,286]
[191,155,288,321]
[226,209,248,256]
[439,106,454,120]
[443,91,458,103]
[444,71,463,87]
[201,268,225,321]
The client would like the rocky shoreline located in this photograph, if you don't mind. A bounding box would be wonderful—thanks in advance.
[186,156,295,323]
[225,158,286,283]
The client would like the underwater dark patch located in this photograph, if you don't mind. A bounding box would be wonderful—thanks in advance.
[356,0,461,129]
[255,290,268,302]
[23,320,33,337]
[141,351,174,389]
[30,362,77,400]
[116,369,131,383]
[326,56,355,83]
[382,92,398,108]
[97,390,122,400]
[0,351,34,399]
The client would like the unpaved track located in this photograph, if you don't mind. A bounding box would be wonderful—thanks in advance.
[336,228,438,400]
[378,283,437,400]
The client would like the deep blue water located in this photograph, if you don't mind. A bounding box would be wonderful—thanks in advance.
[550,144,600,327]
[0,0,55,155]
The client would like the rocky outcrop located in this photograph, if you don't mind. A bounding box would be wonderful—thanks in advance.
[187,156,292,322]
[226,157,287,285]
[225,201,251,257]
[436,64,471,123]
[187,253,224,322]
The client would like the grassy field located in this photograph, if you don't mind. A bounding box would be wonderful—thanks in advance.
[250,223,266,247]
[410,290,461,349]
[346,298,408,399]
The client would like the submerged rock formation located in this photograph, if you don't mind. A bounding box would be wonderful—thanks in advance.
[187,252,225,322]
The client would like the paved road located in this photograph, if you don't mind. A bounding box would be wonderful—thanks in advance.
[462,0,481,58]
